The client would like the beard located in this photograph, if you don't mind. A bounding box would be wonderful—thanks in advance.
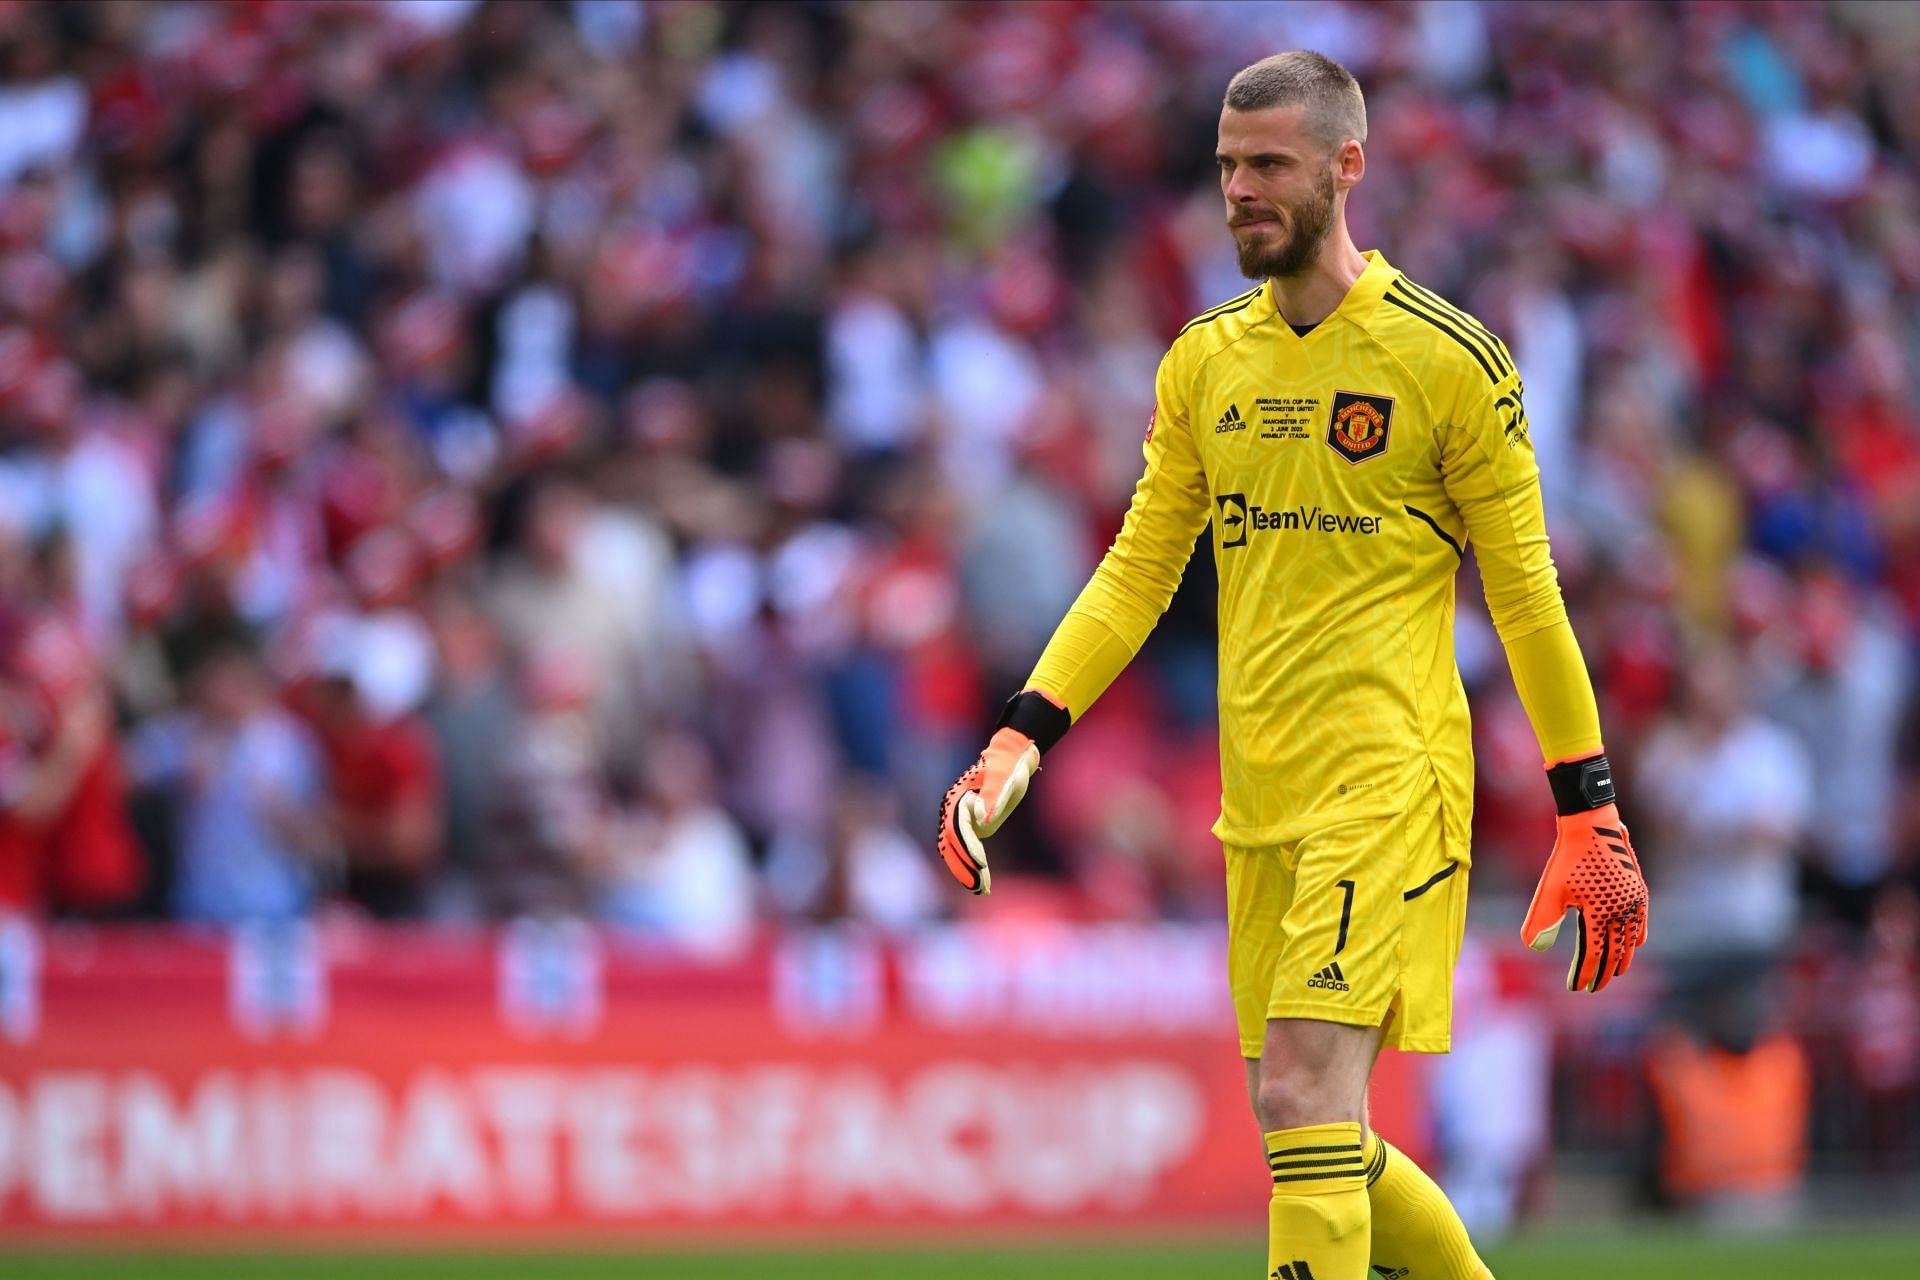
[1233,167,1337,280]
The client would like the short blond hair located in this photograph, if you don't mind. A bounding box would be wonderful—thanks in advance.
[1224,51,1367,152]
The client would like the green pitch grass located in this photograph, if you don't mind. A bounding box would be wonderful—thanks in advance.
[4,1231,1918,1279]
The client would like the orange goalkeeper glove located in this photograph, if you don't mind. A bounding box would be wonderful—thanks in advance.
[1521,753,1650,993]
[936,690,1070,896]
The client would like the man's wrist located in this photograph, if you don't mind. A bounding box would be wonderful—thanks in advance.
[995,689,1072,754]
[1546,752,1616,816]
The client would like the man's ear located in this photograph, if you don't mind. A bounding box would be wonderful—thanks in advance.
[1336,139,1366,189]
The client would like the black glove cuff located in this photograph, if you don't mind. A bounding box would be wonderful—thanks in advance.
[1547,753,1617,816]
[994,689,1072,755]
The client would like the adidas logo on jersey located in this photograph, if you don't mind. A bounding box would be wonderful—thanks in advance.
[1307,961,1351,992]
[1215,402,1246,433]
[1273,1262,1319,1280]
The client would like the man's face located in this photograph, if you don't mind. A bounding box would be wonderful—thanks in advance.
[1216,104,1351,280]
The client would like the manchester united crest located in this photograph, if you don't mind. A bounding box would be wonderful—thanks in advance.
[1326,390,1394,464]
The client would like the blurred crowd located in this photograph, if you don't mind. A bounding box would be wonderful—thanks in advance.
[0,0,1918,1004]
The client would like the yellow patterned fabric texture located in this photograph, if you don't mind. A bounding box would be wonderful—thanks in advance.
[1030,251,1593,851]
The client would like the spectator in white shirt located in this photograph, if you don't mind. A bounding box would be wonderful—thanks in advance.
[1638,644,1814,962]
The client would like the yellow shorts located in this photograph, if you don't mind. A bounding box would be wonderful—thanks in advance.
[1225,782,1467,1058]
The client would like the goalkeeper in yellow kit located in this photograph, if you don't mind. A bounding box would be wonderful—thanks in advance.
[937,51,1649,1280]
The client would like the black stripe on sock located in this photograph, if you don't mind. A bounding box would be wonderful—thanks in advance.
[1268,1155,1366,1172]
[1271,1168,1365,1184]
[1266,1143,1364,1159]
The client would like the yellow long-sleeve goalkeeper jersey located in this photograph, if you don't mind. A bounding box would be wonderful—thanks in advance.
[1031,250,1597,857]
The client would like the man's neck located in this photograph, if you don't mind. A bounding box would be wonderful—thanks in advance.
[1268,229,1369,329]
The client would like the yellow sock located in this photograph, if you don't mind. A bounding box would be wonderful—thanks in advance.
[1265,1121,1371,1280]
[1362,1131,1494,1280]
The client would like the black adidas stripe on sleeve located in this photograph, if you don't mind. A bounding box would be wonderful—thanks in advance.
[1382,282,1503,384]
[1177,285,1263,337]
[1396,279,1513,377]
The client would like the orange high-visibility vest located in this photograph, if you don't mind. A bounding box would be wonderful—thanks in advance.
[1645,1032,1810,1198]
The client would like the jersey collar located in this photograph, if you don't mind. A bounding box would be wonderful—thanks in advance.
[1264,249,1398,336]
